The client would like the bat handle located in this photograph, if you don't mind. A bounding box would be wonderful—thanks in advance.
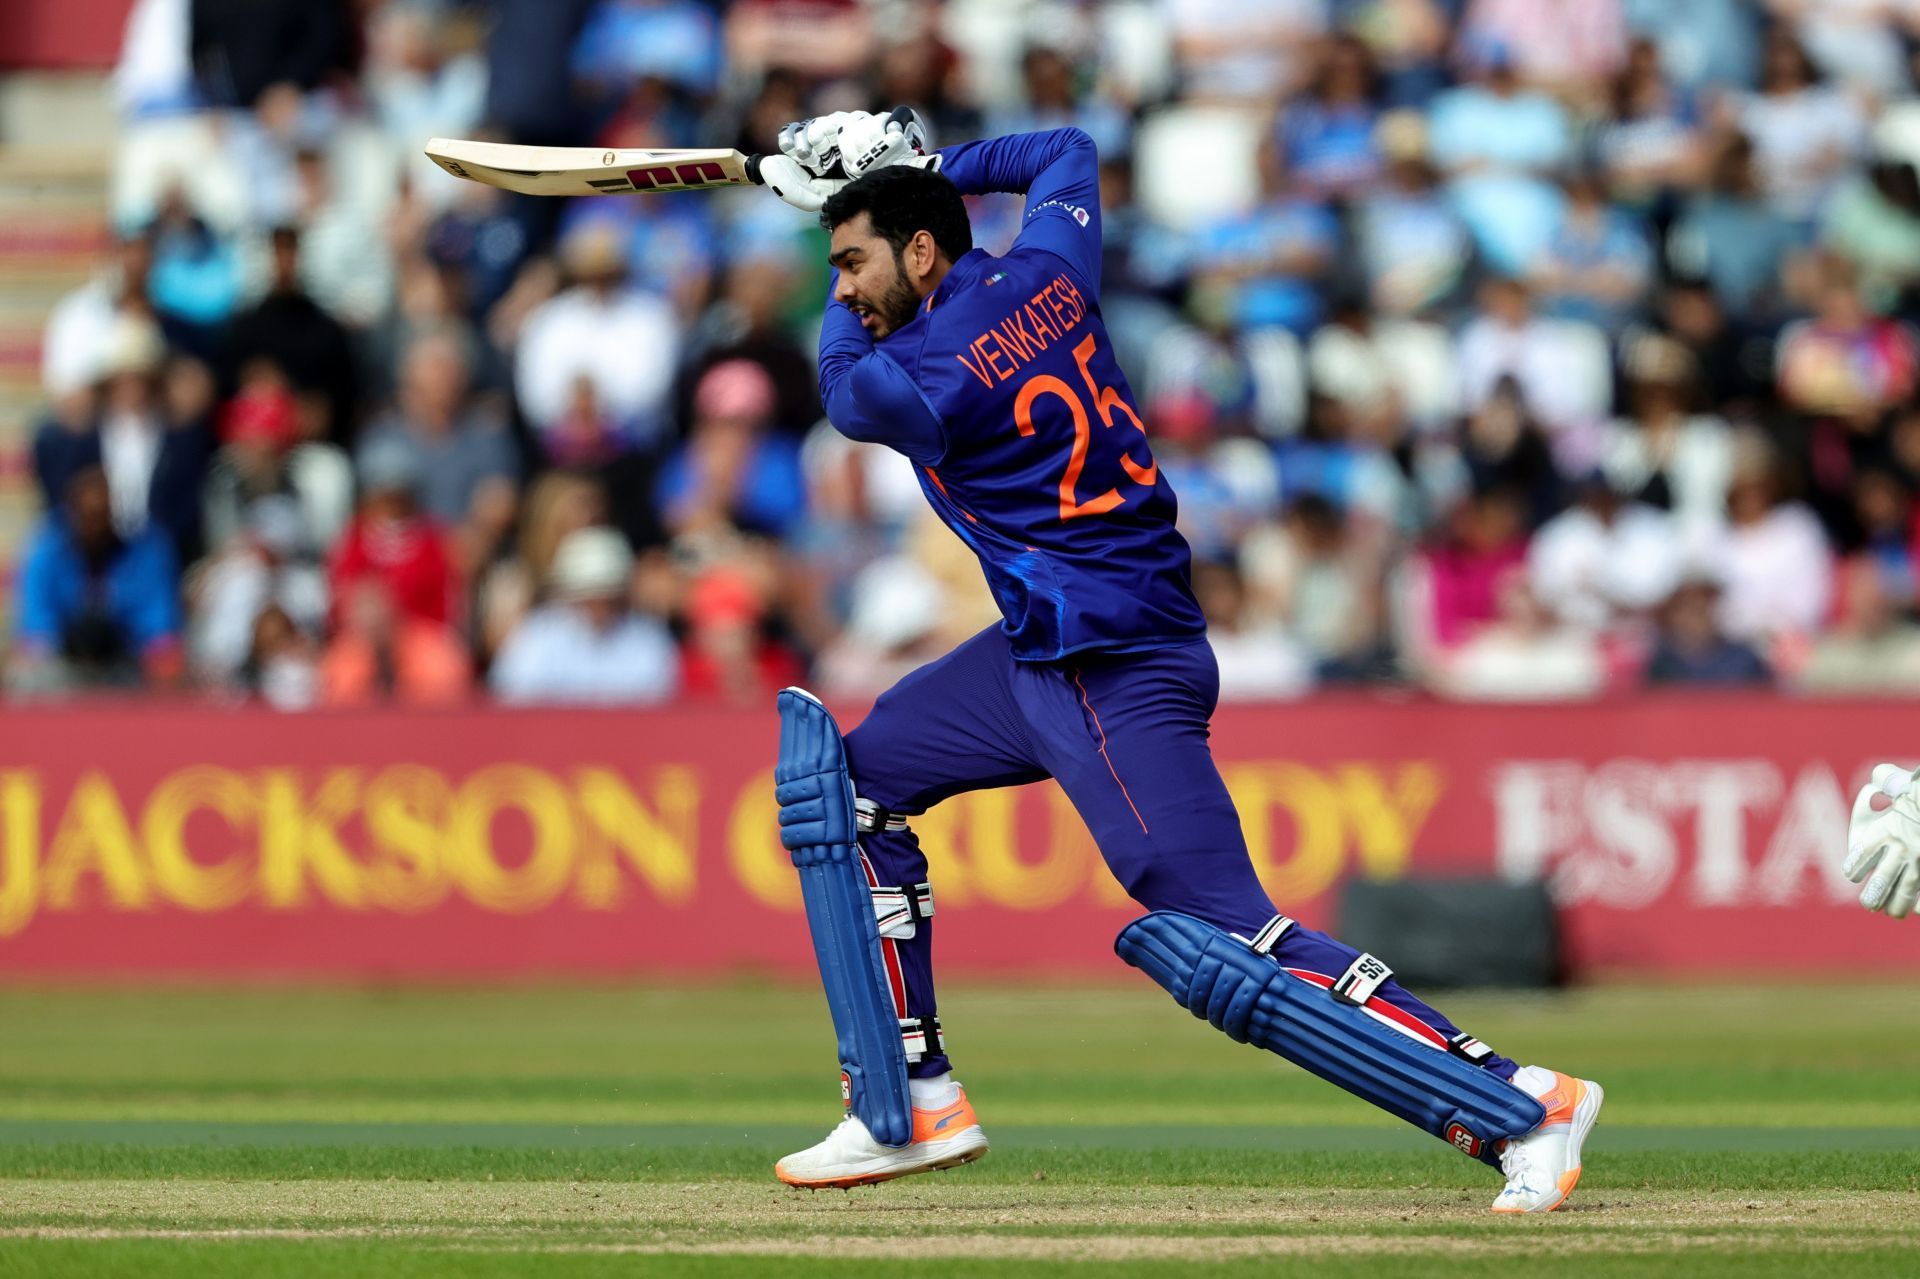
[745,154,765,185]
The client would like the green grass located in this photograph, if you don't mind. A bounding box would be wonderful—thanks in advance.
[0,982,1915,1274]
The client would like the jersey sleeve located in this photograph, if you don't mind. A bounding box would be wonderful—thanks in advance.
[817,288,948,466]
[936,128,1102,293]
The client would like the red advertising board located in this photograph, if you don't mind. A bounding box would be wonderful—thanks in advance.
[3,696,1919,979]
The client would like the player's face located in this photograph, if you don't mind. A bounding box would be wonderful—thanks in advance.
[829,214,922,340]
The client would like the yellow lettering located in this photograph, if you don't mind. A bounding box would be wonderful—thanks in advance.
[1227,763,1344,905]
[0,771,41,937]
[44,772,150,910]
[1336,764,1441,879]
[143,766,254,911]
[574,767,697,908]
[728,770,799,911]
[967,788,1083,910]
[259,769,368,909]
[448,765,573,912]
[362,766,453,912]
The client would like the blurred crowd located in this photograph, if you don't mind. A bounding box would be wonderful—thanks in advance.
[16,0,1920,708]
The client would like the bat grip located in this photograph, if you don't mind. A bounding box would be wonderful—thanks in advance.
[745,154,765,185]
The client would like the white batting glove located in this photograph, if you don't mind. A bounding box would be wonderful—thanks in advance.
[839,108,931,180]
[757,153,848,214]
[1845,762,1920,918]
[777,110,870,178]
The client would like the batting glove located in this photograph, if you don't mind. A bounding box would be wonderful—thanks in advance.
[839,107,931,180]
[1845,762,1920,918]
[777,110,870,178]
[757,153,848,213]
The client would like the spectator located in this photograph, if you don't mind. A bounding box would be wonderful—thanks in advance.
[1599,37,1707,205]
[1166,0,1330,105]
[1820,160,1920,316]
[328,437,459,629]
[1778,0,1917,97]
[187,494,327,688]
[657,360,806,540]
[1645,572,1772,686]
[1528,173,1654,331]
[1800,555,1920,693]
[1458,0,1630,106]
[321,578,472,707]
[1193,558,1314,698]
[1241,493,1383,680]
[10,466,182,693]
[1406,487,1531,662]
[226,225,358,446]
[357,331,518,573]
[202,371,353,556]
[677,562,804,706]
[145,185,241,351]
[1426,44,1572,275]
[1188,146,1340,336]
[35,316,213,564]
[1777,255,1918,424]
[1707,441,1835,648]
[1274,34,1383,200]
[490,525,679,704]
[681,248,821,439]
[515,221,680,456]
[476,470,609,663]
[1623,0,1761,92]
[1668,133,1801,321]
[1528,474,1679,633]
[985,38,1133,159]
[1722,27,1869,224]
[1455,278,1610,462]
[41,230,157,410]
[246,602,321,709]
[1432,568,1606,700]
[1353,111,1472,319]
[1455,377,1563,529]
[1602,334,1736,531]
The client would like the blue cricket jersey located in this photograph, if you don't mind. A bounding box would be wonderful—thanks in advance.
[817,128,1207,661]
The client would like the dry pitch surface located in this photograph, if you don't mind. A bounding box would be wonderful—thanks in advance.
[0,984,1915,1276]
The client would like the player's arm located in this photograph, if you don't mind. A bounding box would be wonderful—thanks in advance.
[935,128,1102,291]
[816,281,947,465]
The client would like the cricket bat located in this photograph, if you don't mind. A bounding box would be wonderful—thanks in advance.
[423,138,765,197]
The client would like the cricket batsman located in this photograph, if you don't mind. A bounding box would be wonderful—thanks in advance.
[753,112,1602,1212]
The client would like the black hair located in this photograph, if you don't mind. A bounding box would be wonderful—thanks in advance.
[820,165,973,264]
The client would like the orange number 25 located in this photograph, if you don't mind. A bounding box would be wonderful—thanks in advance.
[1013,334,1158,521]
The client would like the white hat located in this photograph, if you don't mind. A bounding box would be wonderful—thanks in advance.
[548,526,634,601]
[97,314,165,381]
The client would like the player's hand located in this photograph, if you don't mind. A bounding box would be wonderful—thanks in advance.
[839,107,930,180]
[757,153,848,213]
[777,110,870,178]
[1845,763,1920,918]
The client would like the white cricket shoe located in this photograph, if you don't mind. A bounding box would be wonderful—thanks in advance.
[1491,1065,1605,1214]
[775,1086,989,1189]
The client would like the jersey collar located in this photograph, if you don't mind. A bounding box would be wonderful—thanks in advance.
[922,248,993,316]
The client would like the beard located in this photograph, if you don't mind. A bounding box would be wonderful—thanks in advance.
[868,257,923,339]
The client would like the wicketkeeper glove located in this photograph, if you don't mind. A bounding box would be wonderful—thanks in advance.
[1845,762,1920,919]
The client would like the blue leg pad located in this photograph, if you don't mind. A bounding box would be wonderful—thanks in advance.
[1116,911,1544,1165]
[776,688,913,1148]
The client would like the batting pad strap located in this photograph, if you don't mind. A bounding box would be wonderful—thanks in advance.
[872,882,934,940]
[1331,954,1393,1007]
[1448,1033,1495,1065]
[900,1015,944,1062]
[855,797,910,833]
[1115,911,1545,1169]
[1248,914,1296,955]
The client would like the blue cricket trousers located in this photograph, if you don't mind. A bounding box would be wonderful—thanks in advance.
[842,626,1518,1081]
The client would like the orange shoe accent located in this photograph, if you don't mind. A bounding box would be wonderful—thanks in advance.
[1549,1164,1584,1211]
[1534,1071,1584,1130]
[911,1089,980,1144]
